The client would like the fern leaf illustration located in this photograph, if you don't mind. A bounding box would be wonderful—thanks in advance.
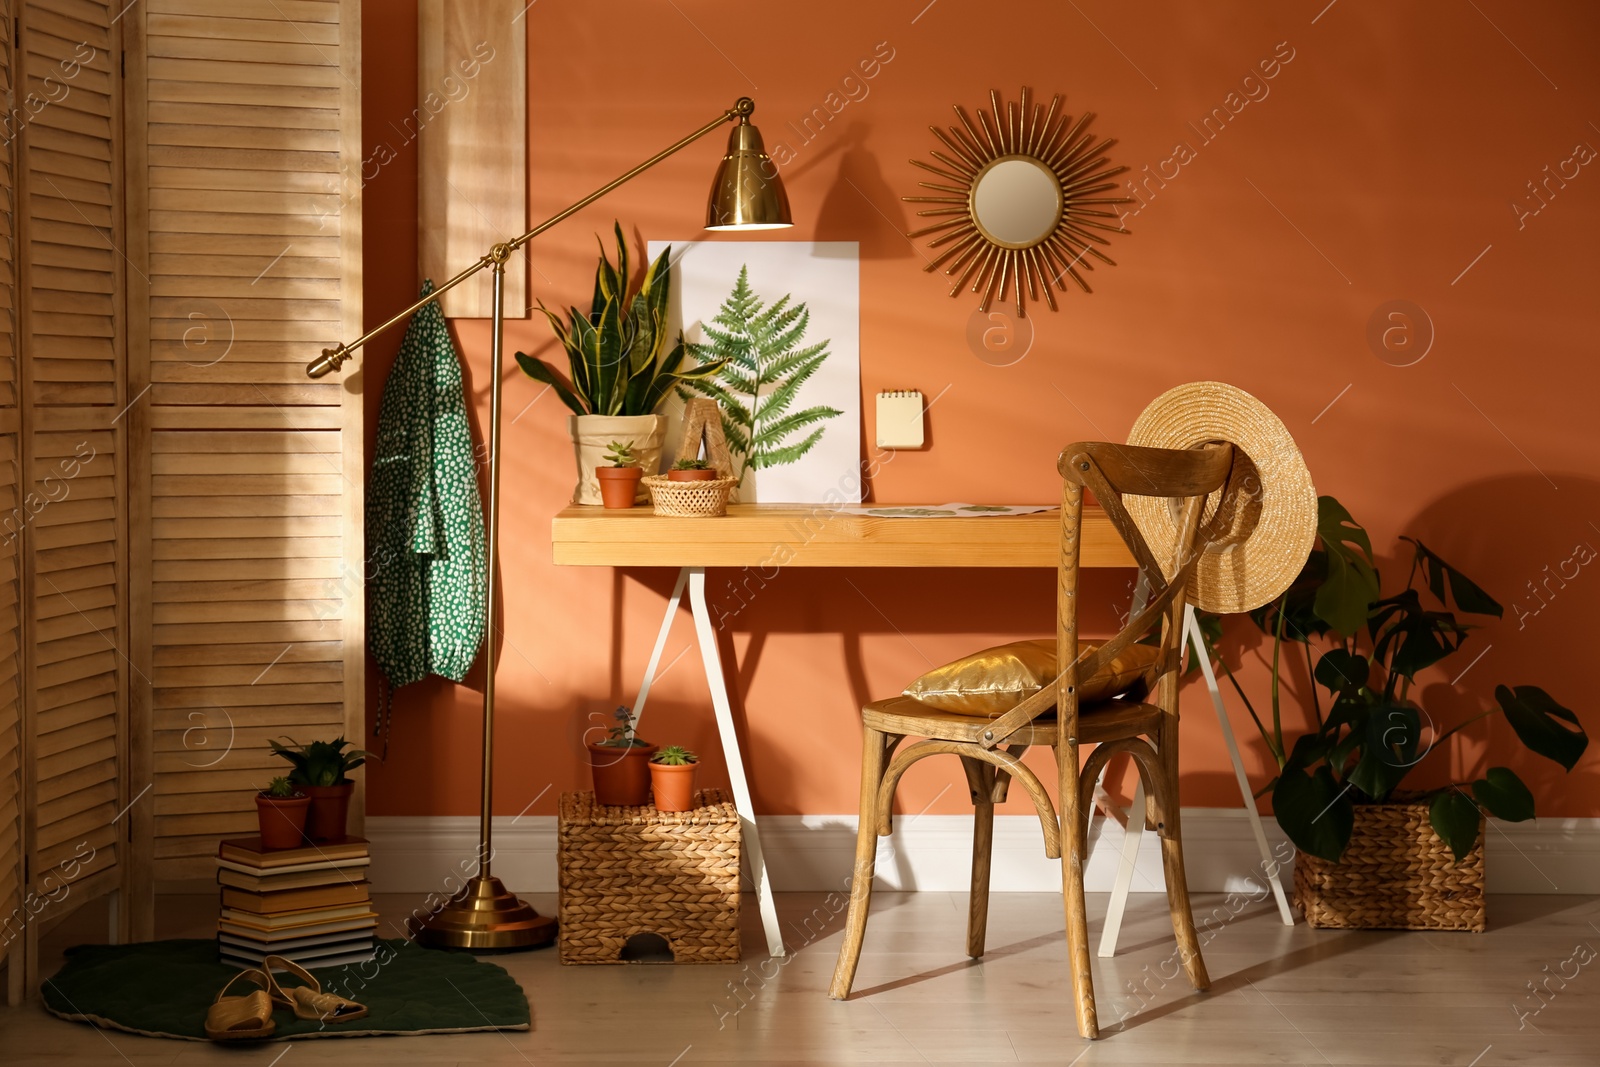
[676,265,843,489]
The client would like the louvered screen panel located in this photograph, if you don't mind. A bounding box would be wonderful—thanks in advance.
[0,0,23,976]
[0,435,21,974]
[18,0,124,897]
[128,0,364,880]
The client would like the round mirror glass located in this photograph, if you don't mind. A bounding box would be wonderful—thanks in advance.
[970,157,1062,248]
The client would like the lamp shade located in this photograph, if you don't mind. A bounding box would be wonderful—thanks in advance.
[706,119,793,231]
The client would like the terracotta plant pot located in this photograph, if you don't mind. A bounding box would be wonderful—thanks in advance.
[596,467,643,509]
[649,760,699,813]
[301,781,355,841]
[668,467,719,483]
[587,741,658,806]
[255,793,310,849]
[570,413,665,504]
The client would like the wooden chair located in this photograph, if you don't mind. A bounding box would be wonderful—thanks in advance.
[827,440,1235,1039]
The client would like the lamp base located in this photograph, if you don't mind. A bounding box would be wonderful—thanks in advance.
[408,874,557,951]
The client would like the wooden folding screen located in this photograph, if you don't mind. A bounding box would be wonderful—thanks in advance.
[122,0,365,907]
[10,0,129,985]
[0,0,365,981]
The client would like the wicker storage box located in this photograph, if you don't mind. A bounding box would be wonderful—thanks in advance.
[558,789,741,964]
[1293,802,1486,932]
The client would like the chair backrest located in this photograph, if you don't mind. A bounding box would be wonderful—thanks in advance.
[978,441,1234,750]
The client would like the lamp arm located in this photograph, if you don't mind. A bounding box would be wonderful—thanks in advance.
[306,96,755,379]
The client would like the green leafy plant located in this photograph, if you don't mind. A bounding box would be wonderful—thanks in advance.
[268,735,374,787]
[651,745,698,766]
[515,222,725,416]
[672,458,711,471]
[263,776,300,799]
[597,705,649,749]
[676,265,842,488]
[1208,496,1587,863]
[604,441,637,468]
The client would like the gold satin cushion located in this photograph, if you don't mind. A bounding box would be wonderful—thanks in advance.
[902,639,1160,717]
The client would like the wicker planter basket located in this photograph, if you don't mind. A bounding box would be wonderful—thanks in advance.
[557,789,741,964]
[1293,801,1486,932]
[642,474,737,517]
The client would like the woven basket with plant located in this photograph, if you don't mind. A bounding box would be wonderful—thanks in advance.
[642,474,737,517]
[1197,496,1588,930]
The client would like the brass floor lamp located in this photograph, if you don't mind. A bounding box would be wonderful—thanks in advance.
[307,97,792,949]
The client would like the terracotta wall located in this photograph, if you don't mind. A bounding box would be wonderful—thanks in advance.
[360,1,1600,820]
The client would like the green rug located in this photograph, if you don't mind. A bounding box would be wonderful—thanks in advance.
[41,939,529,1041]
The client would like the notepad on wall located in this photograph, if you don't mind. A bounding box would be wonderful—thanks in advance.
[876,390,925,449]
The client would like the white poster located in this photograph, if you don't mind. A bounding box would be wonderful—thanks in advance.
[649,240,861,504]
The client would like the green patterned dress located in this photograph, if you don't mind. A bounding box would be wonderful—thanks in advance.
[367,281,487,731]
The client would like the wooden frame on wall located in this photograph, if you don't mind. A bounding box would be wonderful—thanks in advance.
[417,0,526,319]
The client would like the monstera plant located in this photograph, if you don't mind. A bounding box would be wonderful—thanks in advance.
[1205,496,1588,863]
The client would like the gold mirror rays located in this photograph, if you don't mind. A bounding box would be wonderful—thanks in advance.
[905,88,1132,316]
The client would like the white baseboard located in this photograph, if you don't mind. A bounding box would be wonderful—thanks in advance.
[364,810,1600,897]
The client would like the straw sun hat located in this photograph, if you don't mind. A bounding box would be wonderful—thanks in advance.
[1123,381,1317,615]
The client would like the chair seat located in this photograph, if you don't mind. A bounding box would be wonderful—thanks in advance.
[862,694,1164,746]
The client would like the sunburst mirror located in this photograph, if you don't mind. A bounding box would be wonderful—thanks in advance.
[905,88,1131,316]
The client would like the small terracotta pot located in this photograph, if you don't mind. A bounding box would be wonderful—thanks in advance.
[302,782,355,841]
[256,793,310,849]
[667,467,719,482]
[587,740,658,806]
[596,466,643,509]
[649,760,699,813]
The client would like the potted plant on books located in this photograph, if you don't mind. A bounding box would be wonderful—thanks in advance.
[596,441,643,509]
[268,735,374,841]
[255,777,310,850]
[586,705,656,807]
[649,746,700,812]
[668,458,718,483]
[514,222,726,505]
[1205,496,1589,930]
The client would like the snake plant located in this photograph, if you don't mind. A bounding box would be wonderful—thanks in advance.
[516,222,724,417]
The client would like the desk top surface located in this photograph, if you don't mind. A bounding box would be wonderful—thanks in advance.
[551,503,1135,568]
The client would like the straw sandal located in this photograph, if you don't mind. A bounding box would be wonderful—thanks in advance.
[203,967,276,1042]
[262,955,369,1024]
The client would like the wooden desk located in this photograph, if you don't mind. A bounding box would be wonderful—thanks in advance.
[552,503,1134,568]
[552,503,1137,958]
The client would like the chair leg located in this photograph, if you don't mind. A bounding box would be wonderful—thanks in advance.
[1058,737,1100,1039]
[960,757,997,959]
[1153,740,1210,991]
[830,725,896,1000]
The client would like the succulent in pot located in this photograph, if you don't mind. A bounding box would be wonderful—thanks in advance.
[586,705,656,807]
[649,745,701,812]
[596,441,643,509]
[255,776,310,850]
[668,458,719,483]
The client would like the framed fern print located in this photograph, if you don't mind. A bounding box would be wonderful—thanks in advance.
[650,241,862,504]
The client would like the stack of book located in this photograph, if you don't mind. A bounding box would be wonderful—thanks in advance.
[216,836,378,968]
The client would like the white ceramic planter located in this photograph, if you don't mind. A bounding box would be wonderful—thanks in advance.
[569,414,666,505]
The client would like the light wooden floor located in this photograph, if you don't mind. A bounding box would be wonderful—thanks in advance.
[2,890,1597,1065]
